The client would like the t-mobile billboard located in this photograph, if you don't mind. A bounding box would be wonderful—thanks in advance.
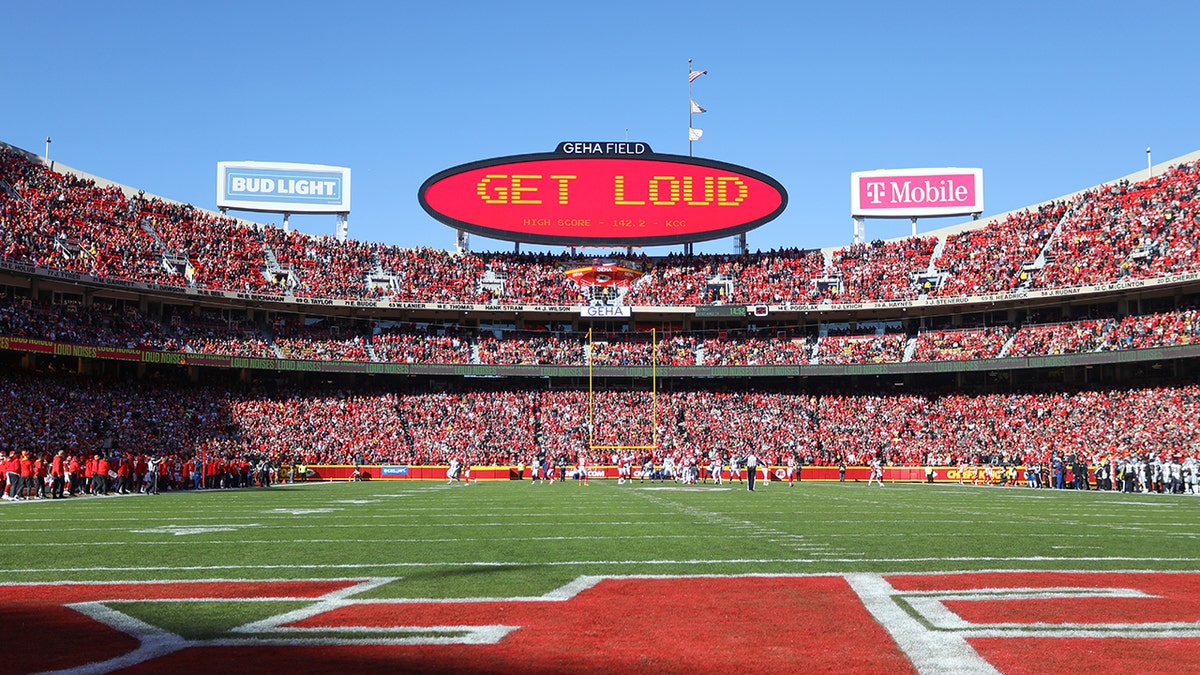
[851,167,983,218]
[217,161,351,214]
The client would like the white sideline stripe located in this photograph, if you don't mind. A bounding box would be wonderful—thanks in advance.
[9,555,1200,575]
[3,519,679,533]
[8,569,1200,589]
[205,630,521,645]
[0,576,382,587]
[208,631,520,644]
[9,527,1200,541]
[950,627,1200,638]
[845,573,1002,675]
[1,534,711,547]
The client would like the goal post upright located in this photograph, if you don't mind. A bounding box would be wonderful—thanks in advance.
[652,326,657,447]
[588,326,594,449]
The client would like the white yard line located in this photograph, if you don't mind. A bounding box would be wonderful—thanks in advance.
[10,555,1200,575]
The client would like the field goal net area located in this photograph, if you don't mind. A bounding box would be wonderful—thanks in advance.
[587,328,658,451]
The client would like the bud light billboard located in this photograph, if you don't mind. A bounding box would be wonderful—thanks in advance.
[217,161,351,214]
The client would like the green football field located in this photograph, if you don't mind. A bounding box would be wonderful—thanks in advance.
[6,479,1200,674]
[7,478,1200,586]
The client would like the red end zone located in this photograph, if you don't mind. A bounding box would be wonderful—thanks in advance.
[885,572,1200,675]
[3,580,357,674]
[8,573,1200,674]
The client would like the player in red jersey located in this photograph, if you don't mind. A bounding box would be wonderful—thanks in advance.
[2,451,19,500]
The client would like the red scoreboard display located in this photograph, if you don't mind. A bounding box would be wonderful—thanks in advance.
[419,142,787,246]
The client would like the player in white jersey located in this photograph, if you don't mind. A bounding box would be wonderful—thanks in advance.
[786,455,798,487]
[1168,458,1182,494]
[867,458,885,487]
[577,452,589,486]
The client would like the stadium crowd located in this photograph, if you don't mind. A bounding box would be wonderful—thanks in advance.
[4,146,1200,307]
[2,292,1200,365]
[3,373,1199,499]
[4,143,1200,500]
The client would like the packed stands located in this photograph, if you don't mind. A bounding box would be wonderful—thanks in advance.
[174,318,275,358]
[5,140,1200,487]
[909,326,1010,362]
[273,318,372,361]
[4,145,1200,306]
[3,291,1200,365]
[830,237,938,303]
[1034,162,1200,289]
[1,372,1198,472]
[477,331,583,366]
[136,197,277,294]
[932,204,1062,297]
[373,246,487,304]
[817,330,907,364]
[372,323,472,364]
[264,227,375,299]
[701,332,812,365]
[729,249,827,304]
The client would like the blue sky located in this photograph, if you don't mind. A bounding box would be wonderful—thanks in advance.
[5,1,1198,254]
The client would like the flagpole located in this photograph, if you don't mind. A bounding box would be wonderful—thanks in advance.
[688,58,694,157]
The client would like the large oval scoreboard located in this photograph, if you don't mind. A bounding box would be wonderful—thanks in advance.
[419,142,787,246]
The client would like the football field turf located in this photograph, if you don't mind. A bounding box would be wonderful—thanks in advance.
[5,478,1200,674]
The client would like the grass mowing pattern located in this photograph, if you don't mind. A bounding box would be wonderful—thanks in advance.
[108,600,312,640]
[6,479,1199,595]
[7,479,1200,674]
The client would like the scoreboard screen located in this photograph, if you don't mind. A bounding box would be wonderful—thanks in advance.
[419,143,787,246]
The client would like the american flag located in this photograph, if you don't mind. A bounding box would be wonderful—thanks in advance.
[688,69,707,83]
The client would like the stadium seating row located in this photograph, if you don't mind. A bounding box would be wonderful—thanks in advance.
[3,146,1198,306]
[1,373,1196,470]
[2,294,1197,365]
[2,290,1200,360]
